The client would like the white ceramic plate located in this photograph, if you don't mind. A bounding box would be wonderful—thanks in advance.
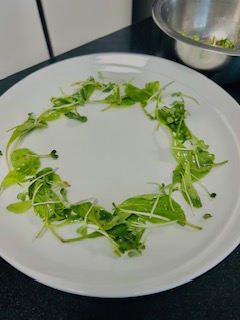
[0,53,240,298]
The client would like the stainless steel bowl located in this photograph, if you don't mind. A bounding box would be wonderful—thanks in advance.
[152,0,240,84]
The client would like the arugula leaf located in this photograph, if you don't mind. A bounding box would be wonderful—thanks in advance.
[6,113,47,168]
[124,81,160,106]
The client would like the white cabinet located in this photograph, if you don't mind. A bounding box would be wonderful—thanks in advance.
[0,0,132,79]
[0,0,49,80]
[41,0,133,56]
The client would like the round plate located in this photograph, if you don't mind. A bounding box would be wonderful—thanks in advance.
[0,53,240,297]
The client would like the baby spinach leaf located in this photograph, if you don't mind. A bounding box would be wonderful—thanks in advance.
[1,148,41,188]
[116,193,186,225]
[11,148,41,175]
[124,83,150,105]
[1,170,27,188]
[7,200,32,213]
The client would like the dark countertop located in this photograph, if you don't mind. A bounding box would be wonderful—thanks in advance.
[0,17,240,320]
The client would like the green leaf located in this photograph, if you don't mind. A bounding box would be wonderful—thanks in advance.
[6,114,47,162]
[27,167,69,221]
[17,192,27,201]
[76,225,88,237]
[156,102,192,142]
[124,83,150,104]
[38,109,61,122]
[7,200,32,213]
[1,148,59,190]
[172,140,215,180]
[107,216,145,255]
[64,111,87,122]
[144,81,160,96]
[180,162,202,208]
[117,193,186,225]
[32,187,65,221]
[50,88,85,107]
[101,85,122,105]
[102,210,131,231]
[74,76,110,100]
[67,202,94,221]
[1,170,27,188]
[11,148,41,175]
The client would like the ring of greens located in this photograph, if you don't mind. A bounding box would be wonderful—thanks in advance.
[0,75,227,257]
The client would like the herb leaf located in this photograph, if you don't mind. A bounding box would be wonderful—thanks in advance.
[7,200,32,213]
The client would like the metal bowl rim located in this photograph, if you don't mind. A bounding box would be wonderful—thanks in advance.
[152,0,240,57]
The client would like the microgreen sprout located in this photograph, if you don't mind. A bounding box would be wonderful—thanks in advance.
[172,91,199,105]
[49,150,58,159]
[119,209,171,222]
[191,173,217,198]
[76,198,97,236]
[203,213,213,219]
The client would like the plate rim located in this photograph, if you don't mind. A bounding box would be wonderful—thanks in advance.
[0,52,240,298]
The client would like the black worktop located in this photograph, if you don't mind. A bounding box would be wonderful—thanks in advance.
[1,17,240,320]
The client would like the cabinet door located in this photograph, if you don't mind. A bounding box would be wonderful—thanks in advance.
[0,0,49,79]
[41,0,132,56]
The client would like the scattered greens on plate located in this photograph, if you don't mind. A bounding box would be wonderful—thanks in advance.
[0,75,227,256]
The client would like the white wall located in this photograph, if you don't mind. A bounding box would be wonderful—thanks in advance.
[41,0,133,56]
[0,0,49,79]
[0,0,133,79]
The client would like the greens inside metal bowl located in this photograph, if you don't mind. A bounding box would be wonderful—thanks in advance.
[181,27,240,50]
